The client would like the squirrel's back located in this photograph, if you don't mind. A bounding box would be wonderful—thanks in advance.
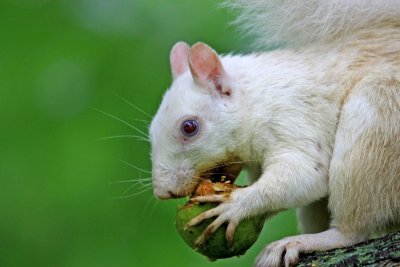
[224,0,400,49]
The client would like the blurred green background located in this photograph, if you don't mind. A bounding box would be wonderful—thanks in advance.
[0,0,297,266]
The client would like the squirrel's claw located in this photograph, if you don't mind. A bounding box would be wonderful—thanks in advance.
[187,188,247,249]
[190,194,230,203]
[194,214,227,247]
[226,220,238,249]
[192,208,239,249]
[186,199,240,249]
[186,204,224,228]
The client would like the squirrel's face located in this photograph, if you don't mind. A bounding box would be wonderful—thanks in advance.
[150,42,241,199]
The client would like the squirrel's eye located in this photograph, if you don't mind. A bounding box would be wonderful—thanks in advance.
[181,119,200,137]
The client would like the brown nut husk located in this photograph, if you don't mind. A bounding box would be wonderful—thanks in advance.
[175,180,265,259]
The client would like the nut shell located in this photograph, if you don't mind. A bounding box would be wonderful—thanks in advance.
[175,180,265,259]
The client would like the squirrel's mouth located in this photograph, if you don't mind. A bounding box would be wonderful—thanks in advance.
[160,161,244,199]
[196,161,243,186]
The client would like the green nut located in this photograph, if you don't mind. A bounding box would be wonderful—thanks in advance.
[175,202,265,260]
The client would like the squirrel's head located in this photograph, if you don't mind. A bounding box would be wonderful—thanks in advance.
[150,42,243,199]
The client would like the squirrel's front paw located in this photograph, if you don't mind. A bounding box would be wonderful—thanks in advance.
[186,189,246,248]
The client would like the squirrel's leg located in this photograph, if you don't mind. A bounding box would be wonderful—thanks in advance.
[188,148,329,246]
[296,197,330,234]
[256,73,400,267]
[328,73,400,237]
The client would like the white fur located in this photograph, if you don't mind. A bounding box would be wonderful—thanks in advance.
[150,71,240,198]
[151,1,400,266]
[224,0,400,48]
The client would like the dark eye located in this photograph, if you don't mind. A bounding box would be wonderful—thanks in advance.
[181,119,200,137]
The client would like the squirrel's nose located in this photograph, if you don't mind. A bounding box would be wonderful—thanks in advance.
[153,188,181,199]
[153,187,175,200]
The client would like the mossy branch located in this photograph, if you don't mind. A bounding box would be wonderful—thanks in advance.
[296,231,400,266]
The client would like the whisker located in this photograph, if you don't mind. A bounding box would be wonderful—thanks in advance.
[137,137,150,142]
[115,94,153,119]
[123,182,151,195]
[91,107,149,138]
[110,186,152,200]
[119,159,152,174]
[132,119,151,126]
[110,178,151,184]
[142,195,155,218]
[149,199,159,219]
[97,135,150,142]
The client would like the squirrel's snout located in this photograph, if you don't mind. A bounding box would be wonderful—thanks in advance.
[153,186,188,200]
[153,188,175,200]
[152,160,198,199]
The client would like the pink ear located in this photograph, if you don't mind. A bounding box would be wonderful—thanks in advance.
[189,42,230,96]
[170,42,190,80]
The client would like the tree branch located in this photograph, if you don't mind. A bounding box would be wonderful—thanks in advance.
[297,231,400,266]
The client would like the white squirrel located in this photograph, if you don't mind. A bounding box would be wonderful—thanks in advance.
[150,0,400,266]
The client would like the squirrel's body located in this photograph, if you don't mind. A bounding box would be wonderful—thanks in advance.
[150,1,400,266]
[220,20,400,233]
